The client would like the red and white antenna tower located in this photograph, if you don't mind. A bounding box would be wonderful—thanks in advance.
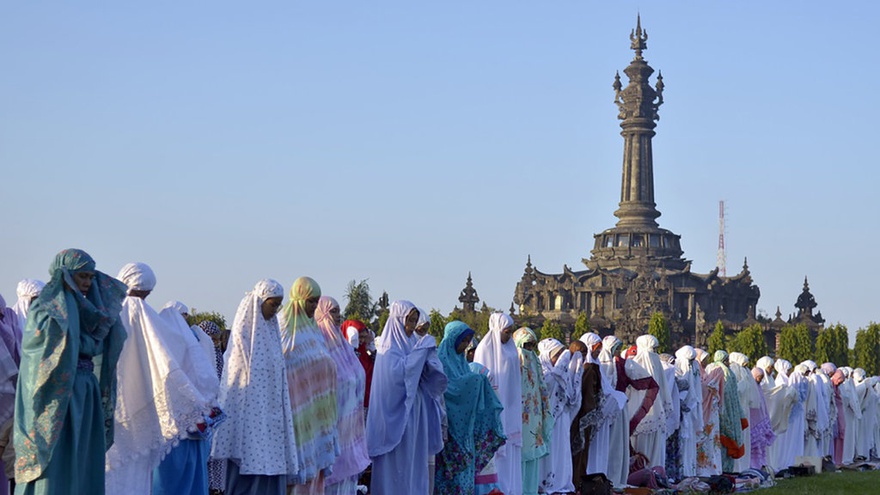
[717,200,727,277]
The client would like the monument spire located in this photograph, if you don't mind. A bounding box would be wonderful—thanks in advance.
[613,15,664,228]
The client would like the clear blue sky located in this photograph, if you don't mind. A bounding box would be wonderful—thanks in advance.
[2,2,877,342]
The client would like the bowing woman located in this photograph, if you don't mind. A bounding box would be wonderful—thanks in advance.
[366,301,447,495]
[14,249,128,495]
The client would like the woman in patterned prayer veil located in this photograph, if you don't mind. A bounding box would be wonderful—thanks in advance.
[15,249,127,495]
[314,296,369,495]
[514,327,554,495]
[278,277,339,495]
[435,321,505,495]
[211,279,298,495]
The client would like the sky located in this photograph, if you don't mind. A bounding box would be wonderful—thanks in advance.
[2,2,877,342]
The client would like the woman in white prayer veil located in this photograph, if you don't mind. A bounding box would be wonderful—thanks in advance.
[801,360,827,458]
[11,278,45,345]
[211,279,298,495]
[598,335,634,486]
[473,312,522,495]
[579,332,627,480]
[106,263,216,495]
[537,338,582,495]
[764,359,810,472]
[675,345,703,478]
[839,367,862,464]
[755,356,774,386]
[154,300,223,495]
[728,352,756,473]
[853,368,877,459]
[631,335,671,469]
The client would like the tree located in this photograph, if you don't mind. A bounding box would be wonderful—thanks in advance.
[429,309,447,341]
[376,308,390,335]
[573,312,591,344]
[343,279,374,322]
[728,324,768,361]
[707,321,727,356]
[648,312,671,354]
[853,323,880,376]
[540,319,565,345]
[776,324,814,366]
[815,324,849,366]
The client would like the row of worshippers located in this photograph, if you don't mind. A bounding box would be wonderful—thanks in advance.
[4,249,880,495]
[1,249,501,495]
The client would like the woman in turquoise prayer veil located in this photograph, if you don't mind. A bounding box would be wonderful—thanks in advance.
[434,321,506,495]
[14,249,128,495]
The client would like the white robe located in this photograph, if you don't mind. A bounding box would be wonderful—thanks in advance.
[538,349,582,494]
[106,297,216,495]
[630,336,670,469]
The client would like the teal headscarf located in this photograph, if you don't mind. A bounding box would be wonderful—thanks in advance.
[15,249,127,482]
[435,321,505,492]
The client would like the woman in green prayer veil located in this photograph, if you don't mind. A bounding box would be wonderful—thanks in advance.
[14,249,127,495]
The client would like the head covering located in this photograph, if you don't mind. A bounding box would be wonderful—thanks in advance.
[416,307,430,332]
[473,312,522,446]
[774,359,791,376]
[802,360,818,372]
[116,262,157,292]
[342,319,364,348]
[752,367,764,381]
[853,368,867,383]
[579,332,602,364]
[437,321,505,488]
[513,327,553,461]
[756,356,774,373]
[163,300,189,316]
[198,320,221,337]
[729,352,749,367]
[12,278,45,334]
[538,338,566,364]
[694,347,710,366]
[211,279,299,476]
[314,296,369,484]
[597,335,622,388]
[713,350,729,364]
[277,277,339,483]
[821,362,837,376]
[15,249,128,483]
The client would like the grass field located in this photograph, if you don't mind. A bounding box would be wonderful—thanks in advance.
[756,469,880,494]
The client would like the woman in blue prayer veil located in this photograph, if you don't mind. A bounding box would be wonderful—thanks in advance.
[14,249,127,495]
[434,321,506,495]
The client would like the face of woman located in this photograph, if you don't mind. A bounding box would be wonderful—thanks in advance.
[304,296,320,319]
[404,309,420,336]
[499,325,513,344]
[72,271,95,295]
[456,334,473,354]
[466,348,476,363]
[261,296,283,320]
[415,323,429,337]
[522,341,537,353]
[359,328,372,346]
[329,305,342,326]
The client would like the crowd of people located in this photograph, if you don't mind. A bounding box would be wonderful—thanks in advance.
[1,248,879,495]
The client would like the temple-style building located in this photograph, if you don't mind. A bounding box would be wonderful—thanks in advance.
[512,17,761,347]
